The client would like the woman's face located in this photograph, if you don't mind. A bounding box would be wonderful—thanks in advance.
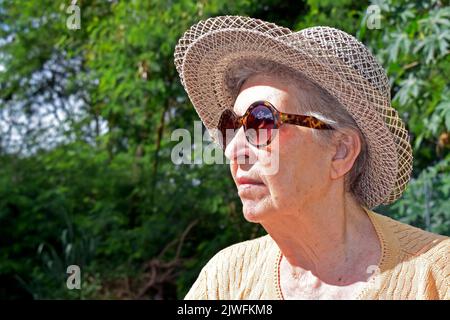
[225,74,335,223]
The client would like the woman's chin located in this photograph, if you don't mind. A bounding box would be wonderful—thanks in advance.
[238,186,272,222]
[241,201,271,223]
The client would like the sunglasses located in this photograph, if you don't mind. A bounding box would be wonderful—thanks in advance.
[217,100,333,149]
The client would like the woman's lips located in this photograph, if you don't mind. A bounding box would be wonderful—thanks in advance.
[236,176,265,188]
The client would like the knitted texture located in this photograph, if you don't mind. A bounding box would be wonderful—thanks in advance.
[174,16,414,209]
[185,209,449,300]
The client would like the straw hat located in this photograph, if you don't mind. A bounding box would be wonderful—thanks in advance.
[174,15,412,209]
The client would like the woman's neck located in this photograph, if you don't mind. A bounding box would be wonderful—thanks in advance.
[261,193,380,284]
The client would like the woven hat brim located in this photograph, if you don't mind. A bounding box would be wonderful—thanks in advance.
[177,27,412,209]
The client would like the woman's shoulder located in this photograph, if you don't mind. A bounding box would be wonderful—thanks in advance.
[184,234,276,299]
[368,210,449,299]
[205,234,275,268]
[369,209,449,263]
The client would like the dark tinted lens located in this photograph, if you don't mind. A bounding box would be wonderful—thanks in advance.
[245,104,275,146]
[218,109,238,148]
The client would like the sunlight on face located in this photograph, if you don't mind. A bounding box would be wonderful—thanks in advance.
[225,74,334,223]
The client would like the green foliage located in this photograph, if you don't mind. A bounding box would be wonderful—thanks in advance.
[390,157,450,234]
[0,0,448,299]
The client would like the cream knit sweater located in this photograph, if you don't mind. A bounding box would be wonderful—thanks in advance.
[185,208,449,300]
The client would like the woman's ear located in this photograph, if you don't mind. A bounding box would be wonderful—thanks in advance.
[330,130,361,180]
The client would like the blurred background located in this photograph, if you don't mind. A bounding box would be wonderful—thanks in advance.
[0,0,448,299]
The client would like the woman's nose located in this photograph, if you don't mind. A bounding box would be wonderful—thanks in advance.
[224,127,257,165]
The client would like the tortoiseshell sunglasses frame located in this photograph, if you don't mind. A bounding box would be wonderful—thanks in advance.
[217,100,334,148]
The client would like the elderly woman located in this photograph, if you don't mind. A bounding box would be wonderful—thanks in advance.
[174,16,449,300]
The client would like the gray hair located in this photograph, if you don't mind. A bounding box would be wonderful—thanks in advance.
[224,59,368,205]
